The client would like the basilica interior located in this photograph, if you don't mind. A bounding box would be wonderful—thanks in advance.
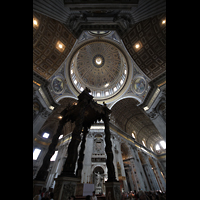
[33,1,166,199]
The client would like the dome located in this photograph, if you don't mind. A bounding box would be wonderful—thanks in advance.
[70,41,128,99]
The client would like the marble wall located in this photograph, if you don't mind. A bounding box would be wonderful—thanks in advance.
[34,125,166,193]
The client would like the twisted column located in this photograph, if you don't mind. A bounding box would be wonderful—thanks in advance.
[102,105,117,182]
[76,126,88,177]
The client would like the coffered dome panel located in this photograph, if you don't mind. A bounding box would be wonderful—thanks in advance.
[70,41,128,100]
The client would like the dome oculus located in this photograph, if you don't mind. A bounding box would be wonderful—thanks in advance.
[92,54,105,68]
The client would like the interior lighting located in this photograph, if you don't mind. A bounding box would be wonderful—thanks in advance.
[56,41,65,52]
[33,18,39,29]
[162,19,166,24]
[58,116,62,119]
[33,20,37,25]
[135,43,140,49]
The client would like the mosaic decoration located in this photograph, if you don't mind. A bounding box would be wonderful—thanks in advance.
[133,78,145,94]
[52,77,64,94]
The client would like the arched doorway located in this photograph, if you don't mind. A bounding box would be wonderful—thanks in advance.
[93,166,105,194]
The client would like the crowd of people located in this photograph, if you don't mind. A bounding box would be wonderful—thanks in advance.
[33,188,166,200]
[121,190,166,200]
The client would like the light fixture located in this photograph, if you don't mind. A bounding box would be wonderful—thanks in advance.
[33,20,37,25]
[135,44,140,49]
[58,116,62,119]
[162,19,166,24]
[33,18,39,29]
[133,41,142,51]
[56,41,65,52]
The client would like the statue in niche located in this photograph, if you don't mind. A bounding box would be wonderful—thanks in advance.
[94,172,105,194]
[95,172,103,187]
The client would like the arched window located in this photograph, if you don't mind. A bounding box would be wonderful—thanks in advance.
[42,132,49,138]
[142,138,146,147]
[155,140,166,153]
[132,131,136,139]
[155,144,160,150]
[160,140,166,149]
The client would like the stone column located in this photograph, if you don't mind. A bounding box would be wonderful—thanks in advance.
[129,145,150,191]
[142,153,160,191]
[126,168,135,191]
[102,106,117,182]
[102,104,121,200]
[147,93,166,141]
[152,159,166,191]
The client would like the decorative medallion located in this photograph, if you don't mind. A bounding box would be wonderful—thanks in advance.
[132,77,146,94]
[52,77,64,94]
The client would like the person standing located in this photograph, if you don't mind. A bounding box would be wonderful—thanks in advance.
[91,191,97,200]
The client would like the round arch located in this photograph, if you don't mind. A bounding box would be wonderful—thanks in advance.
[108,95,141,109]
[55,94,78,102]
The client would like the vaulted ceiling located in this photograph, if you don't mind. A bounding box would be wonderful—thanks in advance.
[33,0,166,151]
[111,98,162,148]
[33,11,76,79]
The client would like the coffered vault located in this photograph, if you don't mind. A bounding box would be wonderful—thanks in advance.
[33,0,166,154]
